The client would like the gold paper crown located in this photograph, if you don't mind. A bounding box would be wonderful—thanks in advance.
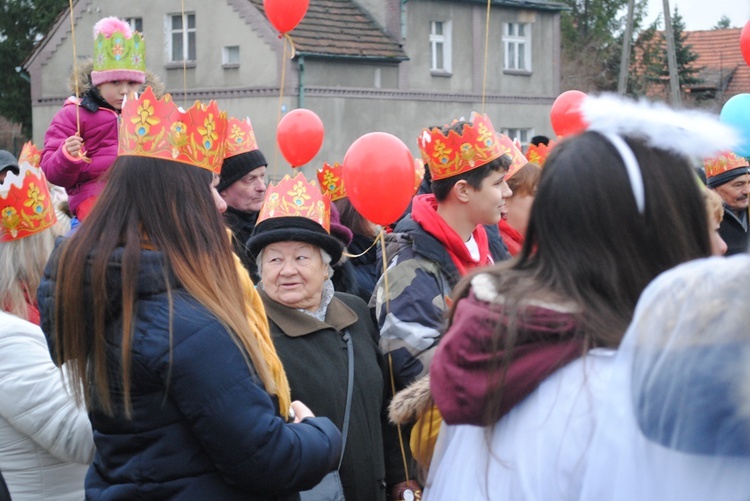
[1,142,57,242]
[417,114,504,181]
[704,151,750,179]
[225,116,260,159]
[525,140,557,168]
[257,172,331,232]
[317,162,346,201]
[118,87,229,174]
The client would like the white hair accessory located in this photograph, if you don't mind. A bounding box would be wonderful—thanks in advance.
[602,133,645,214]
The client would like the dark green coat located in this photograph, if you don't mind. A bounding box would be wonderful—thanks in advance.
[260,290,402,501]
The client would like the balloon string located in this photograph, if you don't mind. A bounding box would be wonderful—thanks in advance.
[342,231,382,259]
[181,0,188,106]
[273,34,294,179]
[379,227,391,316]
[67,0,90,163]
[481,0,491,114]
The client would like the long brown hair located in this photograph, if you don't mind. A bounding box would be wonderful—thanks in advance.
[53,156,276,415]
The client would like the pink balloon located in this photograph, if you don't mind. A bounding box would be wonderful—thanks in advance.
[276,109,324,167]
[343,133,415,226]
[263,0,309,34]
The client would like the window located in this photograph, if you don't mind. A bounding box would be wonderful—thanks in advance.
[169,13,196,62]
[503,23,531,72]
[430,20,452,74]
[126,17,143,33]
[222,46,240,67]
[501,128,534,149]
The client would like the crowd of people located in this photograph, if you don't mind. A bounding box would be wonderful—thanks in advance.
[1,14,749,501]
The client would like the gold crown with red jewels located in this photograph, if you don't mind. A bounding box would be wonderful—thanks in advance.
[1,142,57,242]
[317,162,346,201]
[704,151,750,179]
[525,140,557,168]
[118,87,228,174]
[225,116,260,159]
[417,113,505,181]
[257,172,331,232]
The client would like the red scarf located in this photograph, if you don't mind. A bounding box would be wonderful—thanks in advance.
[411,194,491,276]
[499,219,524,257]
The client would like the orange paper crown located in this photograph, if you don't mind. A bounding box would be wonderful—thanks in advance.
[1,142,57,242]
[317,162,346,201]
[257,172,331,232]
[525,140,557,168]
[225,116,260,159]
[417,113,505,181]
[118,87,228,174]
[496,133,529,181]
[704,151,750,180]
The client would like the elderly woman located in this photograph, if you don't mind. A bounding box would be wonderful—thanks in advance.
[248,173,413,501]
[0,144,93,500]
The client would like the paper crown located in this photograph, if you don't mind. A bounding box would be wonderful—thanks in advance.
[225,116,260,159]
[317,162,346,201]
[497,133,528,181]
[704,151,750,180]
[525,140,557,168]
[418,114,506,181]
[257,172,331,232]
[118,87,229,174]
[1,142,57,242]
[91,17,146,86]
[414,158,425,194]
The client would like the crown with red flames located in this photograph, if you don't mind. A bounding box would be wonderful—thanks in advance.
[496,133,529,181]
[525,140,557,168]
[414,158,425,194]
[225,116,260,159]
[1,142,57,242]
[257,172,331,232]
[704,151,750,180]
[317,162,346,201]
[118,87,228,174]
[418,113,506,181]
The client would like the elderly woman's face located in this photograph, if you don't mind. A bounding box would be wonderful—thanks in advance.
[261,241,327,311]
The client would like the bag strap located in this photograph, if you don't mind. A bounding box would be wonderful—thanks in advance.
[339,330,354,469]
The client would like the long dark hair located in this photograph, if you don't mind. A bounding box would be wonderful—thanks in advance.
[53,156,276,415]
[451,130,710,352]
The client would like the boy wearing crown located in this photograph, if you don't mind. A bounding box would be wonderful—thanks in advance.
[41,17,162,222]
[705,151,750,255]
[374,115,518,393]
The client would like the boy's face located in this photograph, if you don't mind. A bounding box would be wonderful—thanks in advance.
[465,169,513,226]
[97,80,142,110]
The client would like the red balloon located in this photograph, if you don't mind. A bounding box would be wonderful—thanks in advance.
[343,133,415,226]
[550,90,588,137]
[263,0,309,34]
[276,109,324,167]
[741,20,750,67]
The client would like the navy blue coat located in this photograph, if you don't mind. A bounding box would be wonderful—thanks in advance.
[38,244,341,500]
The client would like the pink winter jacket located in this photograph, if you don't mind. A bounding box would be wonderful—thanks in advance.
[41,96,119,215]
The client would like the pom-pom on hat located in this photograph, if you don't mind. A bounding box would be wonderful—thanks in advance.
[248,173,343,264]
[1,142,57,242]
[91,17,146,87]
[704,151,750,189]
[218,117,267,192]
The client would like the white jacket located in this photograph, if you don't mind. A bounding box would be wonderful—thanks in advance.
[0,310,93,500]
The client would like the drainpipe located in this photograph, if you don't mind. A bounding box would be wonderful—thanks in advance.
[298,55,305,108]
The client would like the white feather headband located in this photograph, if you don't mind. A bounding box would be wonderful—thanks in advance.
[578,94,741,214]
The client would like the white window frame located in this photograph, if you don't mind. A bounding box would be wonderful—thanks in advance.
[222,45,240,68]
[126,17,143,33]
[501,128,534,150]
[167,13,196,63]
[503,22,532,72]
[430,20,452,74]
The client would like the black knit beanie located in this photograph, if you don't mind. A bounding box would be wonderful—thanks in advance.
[218,149,267,192]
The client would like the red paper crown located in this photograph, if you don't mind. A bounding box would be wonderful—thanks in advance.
[257,172,331,232]
[525,140,557,168]
[1,142,57,242]
[225,116,260,159]
[414,158,425,194]
[317,162,346,201]
[118,87,228,174]
[417,114,504,181]
[496,133,528,181]
[704,151,750,179]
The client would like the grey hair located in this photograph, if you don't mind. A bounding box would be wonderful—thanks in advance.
[255,246,335,279]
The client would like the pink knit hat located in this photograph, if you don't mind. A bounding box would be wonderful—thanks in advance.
[90,17,146,86]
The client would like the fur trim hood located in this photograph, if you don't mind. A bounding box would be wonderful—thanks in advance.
[69,60,165,98]
[388,375,433,425]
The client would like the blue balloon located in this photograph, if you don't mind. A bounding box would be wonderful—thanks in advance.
[720,94,750,157]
